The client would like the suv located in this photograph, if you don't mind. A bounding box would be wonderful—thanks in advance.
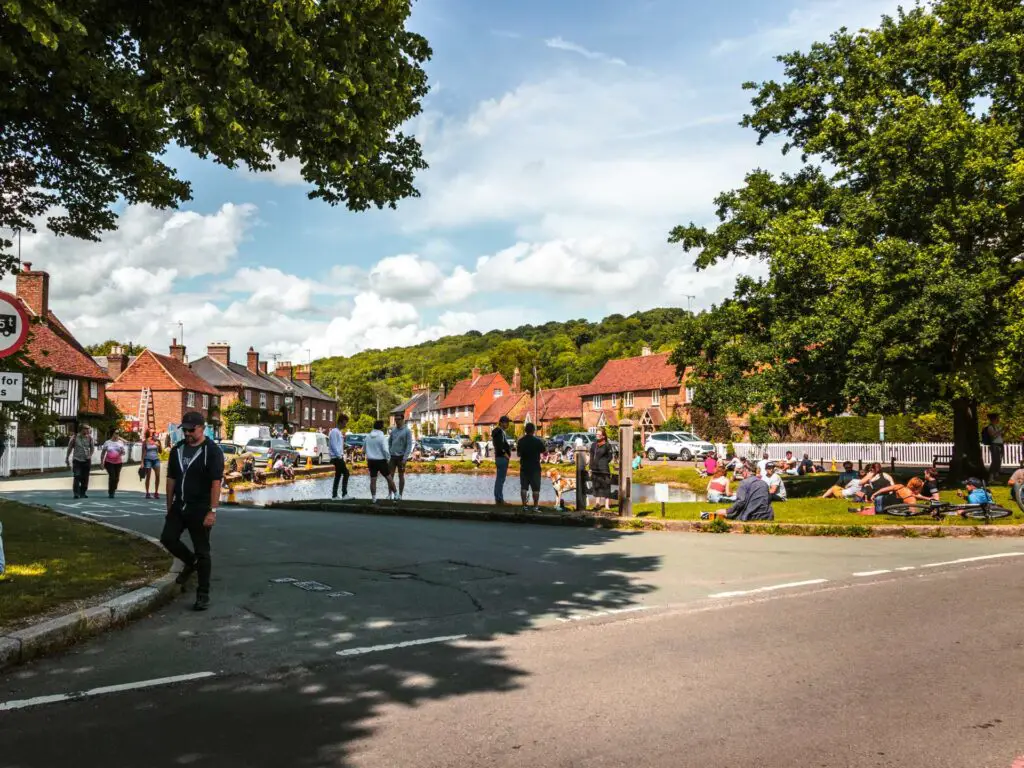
[643,431,716,461]
[245,438,300,466]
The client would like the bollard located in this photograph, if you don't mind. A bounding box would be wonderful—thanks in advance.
[830,456,837,472]
[225,485,237,505]
[306,456,313,469]
[575,450,586,512]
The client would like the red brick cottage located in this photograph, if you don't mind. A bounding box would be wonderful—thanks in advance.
[437,367,513,437]
[520,384,587,434]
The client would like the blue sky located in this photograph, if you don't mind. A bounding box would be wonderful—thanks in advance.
[11,0,902,365]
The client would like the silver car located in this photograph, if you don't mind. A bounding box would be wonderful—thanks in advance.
[643,431,716,461]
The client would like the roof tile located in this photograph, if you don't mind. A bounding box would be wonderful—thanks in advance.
[580,352,681,396]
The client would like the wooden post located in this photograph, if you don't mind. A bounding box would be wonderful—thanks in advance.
[619,419,634,518]
[575,448,586,512]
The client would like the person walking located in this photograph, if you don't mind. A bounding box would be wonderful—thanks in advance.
[99,429,127,498]
[492,416,512,504]
[982,412,1004,480]
[365,420,397,503]
[328,413,350,499]
[142,430,162,499]
[65,424,96,499]
[516,422,546,513]
[160,411,224,611]
[388,414,413,500]
[588,427,614,512]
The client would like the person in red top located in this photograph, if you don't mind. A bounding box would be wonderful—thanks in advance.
[703,453,718,475]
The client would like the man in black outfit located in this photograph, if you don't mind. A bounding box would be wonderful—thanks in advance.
[516,422,546,512]
[492,415,512,504]
[161,411,224,611]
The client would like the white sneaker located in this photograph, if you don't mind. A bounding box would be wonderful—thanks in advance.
[532,506,541,513]
[396,493,402,501]
[372,497,378,504]
[341,494,350,500]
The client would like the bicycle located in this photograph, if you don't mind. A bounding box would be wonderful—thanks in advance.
[883,500,1013,522]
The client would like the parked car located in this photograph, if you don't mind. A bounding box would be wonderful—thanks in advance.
[217,441,239,456]
[344,432,366,450]
[290,431,331,464]
[545,433,573,451]
[233,424,270,447]
[436,436,464,456]
[245,438,300,466]
[643,431,716,461]
[416,436,447,458]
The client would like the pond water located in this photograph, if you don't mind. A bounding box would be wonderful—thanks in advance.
[239,472,703,505]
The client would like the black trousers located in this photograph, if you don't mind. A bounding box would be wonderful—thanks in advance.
[989,444,1004,480]
[104,462,122,496]
[160,513,212,594]
[331,458,349,497]
[72,459,91,497]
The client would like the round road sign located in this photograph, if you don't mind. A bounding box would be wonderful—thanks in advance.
[0,290,30,359]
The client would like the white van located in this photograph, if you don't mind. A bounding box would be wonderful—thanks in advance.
[290,431,331,464]
[233,424,270,448]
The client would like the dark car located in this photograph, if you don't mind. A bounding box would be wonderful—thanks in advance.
[546,433,573,451]
[345,432,366,449]
[217,441,239,456]
[416,437,446,458]
[245,438,300,466]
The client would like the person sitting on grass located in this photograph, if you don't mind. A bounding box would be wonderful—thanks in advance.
[1008,464,1024,508]
[632,453,643,471]
[852,477,925,513]
[701,463,774,521]
[763,463,788,501]
[961,477,994,506]
[706,468,735,503]
[822,469,868,499]
[273,455,295,480]
[921,467,942,503]
[703,453,718,476]
[782,451,800,476]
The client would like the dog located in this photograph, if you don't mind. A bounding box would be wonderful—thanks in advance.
[547,469,577,509]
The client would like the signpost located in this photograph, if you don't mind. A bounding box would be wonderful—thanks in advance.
[0,373,24,403]
[0,290,29,405]
[655,482,669,518]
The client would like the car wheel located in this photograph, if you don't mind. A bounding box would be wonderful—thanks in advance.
[646,448,658,460]
[680,448,692,461]
[448,448,459,456]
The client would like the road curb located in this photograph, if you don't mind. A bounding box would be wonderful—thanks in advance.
[0,504,180,673]
[256,498,1024,538]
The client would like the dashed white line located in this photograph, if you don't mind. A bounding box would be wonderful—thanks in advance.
[556,606,649,623]
[917,552,1024,569]
[336,634,466,657]
[894,566,917,571]
[708,579,829,599]
[853,569,892,577]
[0,671,216,712]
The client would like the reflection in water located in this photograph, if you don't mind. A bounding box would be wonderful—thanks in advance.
[239,472,702,505]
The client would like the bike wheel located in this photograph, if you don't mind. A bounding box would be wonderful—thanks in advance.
[883,503,932,517]
[963,504,1013,521]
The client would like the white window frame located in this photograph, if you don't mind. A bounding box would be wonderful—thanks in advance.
[322,408,327,421]
[329,410,334,422]
[88,381,99,399]
[493,388,502,398]
[685,387,695,403]
[592,395,602,409]
[624,391,634,407]
[303,406,310,421]
[610,393,617,407]
[186,391,196,408]
[202,394,210,409]
[244,389,252,406]
[651,389,660,406]
[274,395,280,410]
[259,392,267,409]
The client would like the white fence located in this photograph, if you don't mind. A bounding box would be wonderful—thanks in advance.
[726,442,1023,468]
[0,444,142,477]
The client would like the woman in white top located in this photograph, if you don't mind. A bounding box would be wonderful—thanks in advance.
[365,420,397,502]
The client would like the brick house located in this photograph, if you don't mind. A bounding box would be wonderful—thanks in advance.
[12,263,111,445]
[519,384,587,434]
[106,340,221,438]
[271,362,336,432]
[476,391,532,437]
[437,367,514,436]
[389,384,444,435]
[190,344,290,425]
[579,347,691,442]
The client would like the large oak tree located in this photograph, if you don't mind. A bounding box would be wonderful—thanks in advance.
[670,0,1024,479]
[0,0,431,273]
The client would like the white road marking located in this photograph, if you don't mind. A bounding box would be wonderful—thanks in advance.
[708,579,828,599]
[336,634,466,657]
[0,672,216,712]
[917,552,1024,569]
[894,566,917,571]
[556,606,649,623]
[853,570,892,577]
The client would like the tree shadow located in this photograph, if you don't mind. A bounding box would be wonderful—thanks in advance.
[0,518,661,767]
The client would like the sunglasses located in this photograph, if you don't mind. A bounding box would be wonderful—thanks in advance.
[182,424,204,432]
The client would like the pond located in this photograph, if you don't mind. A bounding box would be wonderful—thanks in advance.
[238,472,703,506]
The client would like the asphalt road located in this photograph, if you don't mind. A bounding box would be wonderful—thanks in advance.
[1,472,1022,767]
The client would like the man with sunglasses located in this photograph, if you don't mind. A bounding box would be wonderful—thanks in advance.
[160,411,224,611]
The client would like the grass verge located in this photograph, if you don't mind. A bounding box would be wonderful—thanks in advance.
[0,499,168,630]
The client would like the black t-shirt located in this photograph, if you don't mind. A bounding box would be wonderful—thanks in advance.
[921,478,940,499]
[168,439,225,515]
[516,435,545,472]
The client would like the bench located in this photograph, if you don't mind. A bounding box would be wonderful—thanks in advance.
[932,453,953,470]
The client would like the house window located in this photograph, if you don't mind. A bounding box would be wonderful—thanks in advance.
[493,388,502,398]
[652,389,660,406]
[624,392,634,407]
[304,406,310,421]
[245,390,252,406]
[685,387,695,403]
[88,382,99,399]
[329,410,334,422]
[202,394,210,409]
[274,395,280,410]
[259,392,267,409]
[610,393,617,407]
[322,408,327,421]
[186,392,196,408]
[592,395,602,409]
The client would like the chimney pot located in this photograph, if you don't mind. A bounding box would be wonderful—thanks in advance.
[15,262,49,318]
[471,366,481,381]
[258,360,268,375]
[169,338,186,363]
[207,343,230,367]
[106,346,128,379]
[246,347,260,375]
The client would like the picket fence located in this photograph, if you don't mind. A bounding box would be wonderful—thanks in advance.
[723,442,1022,469]
[0,444,142,477]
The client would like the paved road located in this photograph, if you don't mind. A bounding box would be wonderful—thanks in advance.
[1,472,1022,767]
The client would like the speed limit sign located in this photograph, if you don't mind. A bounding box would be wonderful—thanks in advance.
[0,291,30,359]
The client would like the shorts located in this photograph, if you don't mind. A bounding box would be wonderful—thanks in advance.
[389,456,406,472]
[143,458,160,470]
[368,459,390,478]
[520,467,541,493]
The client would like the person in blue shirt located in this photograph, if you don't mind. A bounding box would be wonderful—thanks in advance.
[963,478,994,505]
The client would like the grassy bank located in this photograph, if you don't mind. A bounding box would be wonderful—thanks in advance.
[0,500,168,630]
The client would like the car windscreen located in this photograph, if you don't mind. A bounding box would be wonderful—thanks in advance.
[246,440,270,448]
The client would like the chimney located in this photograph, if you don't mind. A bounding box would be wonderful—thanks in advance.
[512,367,521,393]
[207,342,230,367]
[246,347,259,374]
[15,262,49,319]
[641,345,652,357]
[258,360,268,375]
[107,345,128,379]
[471,366,480,382]
[169,337,186,363]
[295,364,311,383]
[274,361,293,380]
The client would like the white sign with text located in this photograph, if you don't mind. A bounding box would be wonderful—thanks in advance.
[0,372,24,403]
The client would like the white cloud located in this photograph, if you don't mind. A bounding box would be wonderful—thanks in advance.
[544,36,626,66]
[368,254,445,299]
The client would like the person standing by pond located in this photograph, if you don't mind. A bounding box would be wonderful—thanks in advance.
[365,420,397,503]
[99,429,127,498]
[328,413,350,499]
[65,424,96,499]
[588,427,614,512]
[143,430,162,499]
[388,414,413,501]
[492,416,512,504]
[516,422,545,513]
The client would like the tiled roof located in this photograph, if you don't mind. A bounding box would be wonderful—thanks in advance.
[191,357,289,394]
[108,350,219,395]
[92,355,138,372]
[524,385,587,421]
[391,391,443,417]
[289,377,334,402]
[477,392,530,425]
[16,299,110,381]
[595,409,620,427]
[440,372,501,408]
[580,352,681,396]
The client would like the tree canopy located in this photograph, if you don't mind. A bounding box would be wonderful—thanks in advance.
[0,0,431,274]
[670,0,1024,478]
